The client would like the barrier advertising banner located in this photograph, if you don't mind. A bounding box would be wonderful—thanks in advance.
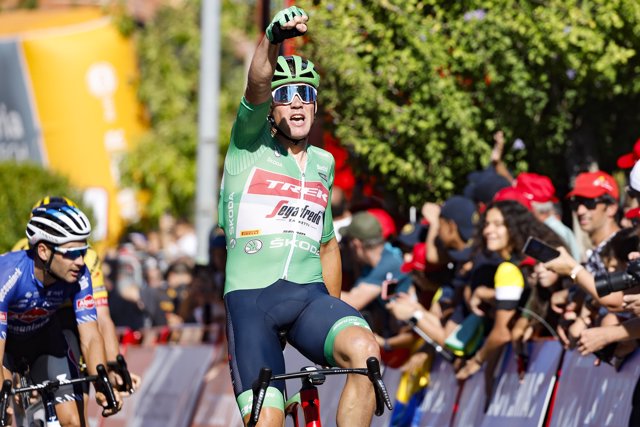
[549,349,640,427]
[0,40,43,163]
[18,15,147,244]
[191,361,243,427]
[131,345,214,427]
[481,340,562,427]
[415,355,460,427]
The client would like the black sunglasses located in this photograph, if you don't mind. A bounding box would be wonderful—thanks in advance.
[569,196,611,211]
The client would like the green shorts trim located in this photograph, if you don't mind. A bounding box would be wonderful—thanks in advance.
[237,386,284,418]
[323,315,372,366]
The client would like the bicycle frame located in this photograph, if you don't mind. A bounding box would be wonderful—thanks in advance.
[248,357,393,427]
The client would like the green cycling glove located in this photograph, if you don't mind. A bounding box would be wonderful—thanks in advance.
[266,6,307,45]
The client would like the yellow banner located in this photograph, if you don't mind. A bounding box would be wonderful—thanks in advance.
[21,17,147,248]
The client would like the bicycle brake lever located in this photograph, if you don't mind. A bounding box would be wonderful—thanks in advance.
[0,380,11,427]
[366,357,393,416]
[96,364,119,417]
[248,367,272,427]
[112,355,134,394]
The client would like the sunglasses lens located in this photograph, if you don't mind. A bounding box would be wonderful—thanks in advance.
[570,197,597,210]
[55,246,88,259]
[66,249,87,259]
[272,85,317,104]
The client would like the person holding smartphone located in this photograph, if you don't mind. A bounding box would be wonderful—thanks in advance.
[456,200,566,381]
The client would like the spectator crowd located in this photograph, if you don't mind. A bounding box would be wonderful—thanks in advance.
[77,134,640,426]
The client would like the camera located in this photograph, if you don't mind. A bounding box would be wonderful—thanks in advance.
[595,259,640,297]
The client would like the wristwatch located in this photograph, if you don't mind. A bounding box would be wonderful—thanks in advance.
[409,310,424,325]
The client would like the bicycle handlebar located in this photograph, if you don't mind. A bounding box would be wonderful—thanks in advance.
[107,354,134,394]
[0,363,119,425]
[248,356,393,427]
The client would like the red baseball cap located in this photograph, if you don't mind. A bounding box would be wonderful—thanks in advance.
[617,138,640,169]
[514,172,558,203]
[493,187,533,210]
[566,171,619,200]
[367,208,397,239]
[625,207,640,220]
[401,243,427,273]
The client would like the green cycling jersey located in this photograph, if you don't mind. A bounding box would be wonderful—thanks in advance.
[218,97,336,294]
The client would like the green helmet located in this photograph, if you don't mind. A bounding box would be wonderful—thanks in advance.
[271,55,320,90]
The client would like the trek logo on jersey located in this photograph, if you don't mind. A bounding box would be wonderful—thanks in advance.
[244,239,263,254]
[248,169,328,207]
[76,295,96,311]
[9,307,51,323]
[0,268,21,302]
[265,201,323,225]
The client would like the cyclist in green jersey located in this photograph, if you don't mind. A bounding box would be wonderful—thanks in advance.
[219,6,380,427]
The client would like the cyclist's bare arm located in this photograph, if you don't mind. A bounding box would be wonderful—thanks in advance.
[97,306,141,393]
[97,305,120,361]
[245,11,308,104]
[78,321,122,412]
[321,237,342,298]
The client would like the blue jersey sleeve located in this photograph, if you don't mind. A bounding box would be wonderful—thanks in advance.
[0,262,26,340]
[73,269,98,324]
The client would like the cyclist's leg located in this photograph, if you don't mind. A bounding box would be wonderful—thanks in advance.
[225,283,309,426]
[287,283,379,427]
[25,320,86,427]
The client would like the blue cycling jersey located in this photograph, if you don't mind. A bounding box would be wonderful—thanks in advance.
[0,251,97,340]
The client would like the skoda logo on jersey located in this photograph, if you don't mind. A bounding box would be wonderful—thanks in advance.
[244,239,263,254]
[229,238,237,249]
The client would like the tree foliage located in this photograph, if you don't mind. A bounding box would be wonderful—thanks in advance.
[297,0,640,205]
[0,163,88,252]
[119,0,256,226]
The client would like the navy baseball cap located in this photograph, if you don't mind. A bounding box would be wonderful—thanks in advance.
[440,196,477,242]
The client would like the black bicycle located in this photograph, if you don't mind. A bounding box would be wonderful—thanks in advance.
[248,356,393,427]
[0,359,122,427]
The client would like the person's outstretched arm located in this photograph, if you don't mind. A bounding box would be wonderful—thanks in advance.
[245,6,308,105]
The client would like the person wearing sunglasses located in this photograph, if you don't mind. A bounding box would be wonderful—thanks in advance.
[0,203,123,425]
[219,5,380,427]
[545,171,623,348]
[12,197,142,401]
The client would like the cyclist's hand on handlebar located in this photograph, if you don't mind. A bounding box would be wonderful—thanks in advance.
[113,371,141,397]
[95,389,122,417]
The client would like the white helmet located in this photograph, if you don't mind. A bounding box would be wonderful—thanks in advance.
[26,204,91,246]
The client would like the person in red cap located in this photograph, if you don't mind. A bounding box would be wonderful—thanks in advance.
[617,138,640,169]
[544,170,623,350]
[514,172,580,260]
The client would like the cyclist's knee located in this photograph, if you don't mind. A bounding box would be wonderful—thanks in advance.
[333,326,380,367]
[55,400,84,427]
[243,406,284,427]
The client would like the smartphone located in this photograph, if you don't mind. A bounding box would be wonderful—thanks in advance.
[522,236,560,263]
[381,273,399,300]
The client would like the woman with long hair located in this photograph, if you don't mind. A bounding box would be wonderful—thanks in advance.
[456,200,565,380]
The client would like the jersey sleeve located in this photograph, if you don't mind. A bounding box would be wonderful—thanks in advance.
[230,97,271,151]
[73,270,98,324]
[494,261,525,311]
